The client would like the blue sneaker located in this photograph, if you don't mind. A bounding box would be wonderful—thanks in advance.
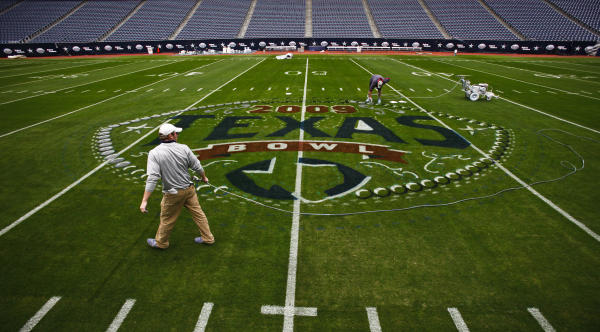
[147,238,162,249]
[194,237,214,245]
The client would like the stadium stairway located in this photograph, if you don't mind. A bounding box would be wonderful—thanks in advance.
[237,0,257,38]
[417,0,450,39]
[170,0,203,40]
[361,0,381,38]
[477,0,525,40]
[24,0,86,43]
[305,0,312,37]
[98,0,145,42]
[0,0,22,16]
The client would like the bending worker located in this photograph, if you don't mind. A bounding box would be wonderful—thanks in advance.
[140,123,215,249]
[367,74,391,105]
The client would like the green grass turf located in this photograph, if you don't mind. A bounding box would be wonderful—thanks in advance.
[0,53,599,331]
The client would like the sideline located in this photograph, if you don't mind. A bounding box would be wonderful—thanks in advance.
[352,58,600,243]
[0,58,266,238]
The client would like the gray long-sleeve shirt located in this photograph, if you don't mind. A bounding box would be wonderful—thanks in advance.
[144,141,204,193]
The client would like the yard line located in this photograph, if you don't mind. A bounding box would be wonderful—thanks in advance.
[355,58,600,242]
[193,302,214,332]
[286,57,310,331]
[0,58,265,238]
[0,60,181,105]
[0,60,224,139]
[447,308,470,332]
[0,60,108,79]
[106,299,136,332]
[4,62,132,87]
[433,59,600,101]
[19,296,61,332]
[527,308,556,332]
[499,96,599,134]
[392,58,599,134]
[472,59,600,85]
[366,307,382,332]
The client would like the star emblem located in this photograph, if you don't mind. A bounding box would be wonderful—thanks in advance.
[469,44,474,48]
[251,42,255,47]
[501,44,506,49]
[459,125,488,136]
[575,46,581,51]
[438,43,443,47]
[534,46,539,51]
[122,124,153,134]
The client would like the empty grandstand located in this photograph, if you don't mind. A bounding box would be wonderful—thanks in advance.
[367,0,444,39]
[245,0,305,38]
[106,0,197,42]
[176,0,252,40]
[312,0,373,38]
[485,0,598,41]
[0,0,80,43]
[425,0,519,40]
[31,1,141,43]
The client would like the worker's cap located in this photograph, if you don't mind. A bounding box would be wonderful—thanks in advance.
[158,123,182,136]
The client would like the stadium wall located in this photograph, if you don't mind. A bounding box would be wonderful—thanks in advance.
[1,38,598,58]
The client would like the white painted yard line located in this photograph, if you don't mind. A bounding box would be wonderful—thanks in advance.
[500,96,599,134]
[527,308,556,332]
[5,62,132,87]
[355,58,600,243]
[447,308,470,332]
[19,296,61,332]
[472,59,600,85]
[392,58,599,134]
[0,60,223,139]
[0,60,181,105]
[0,58,265,238]
[0,61,108,79]
[193,302,214,332]
[284,57,310,332]
[106,299,136,332]
[366,307,382,332]
[434,59,600,101]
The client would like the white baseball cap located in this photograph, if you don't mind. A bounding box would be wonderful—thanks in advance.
[158,123,182,136]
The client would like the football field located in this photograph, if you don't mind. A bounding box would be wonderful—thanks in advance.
[0,53,599,331]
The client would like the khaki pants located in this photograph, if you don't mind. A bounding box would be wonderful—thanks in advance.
[155,185,214,248]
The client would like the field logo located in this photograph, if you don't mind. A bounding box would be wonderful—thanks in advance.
[93,100,511,203]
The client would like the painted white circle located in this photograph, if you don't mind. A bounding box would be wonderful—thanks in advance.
[228,42,236,48]
[446,43,455,49]
[351,41,358,46]
[511,44,519,50]
[478,43,486,50]
[166,43,173,49]
[289,41,296,47]
[321,41,328,47]
[3,48,12,54]
[104,45,112,51]
[72,46,81,52]
[434,176,449,184]
[412,42,420,48]
[136,44,143,50]
[36,48,45,54]
[546,44,555,51]
[390,184,406,194]
[259,41,266,47]
[373,187,389,197]
[199,43,207,48]
[406,182,422,191]
[381,41,389,47]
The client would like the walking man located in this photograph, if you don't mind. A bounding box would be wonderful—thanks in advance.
[367,74,391,105]
[140,123,215,249]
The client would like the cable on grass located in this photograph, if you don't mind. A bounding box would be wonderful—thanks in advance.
[200,129,597,217]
